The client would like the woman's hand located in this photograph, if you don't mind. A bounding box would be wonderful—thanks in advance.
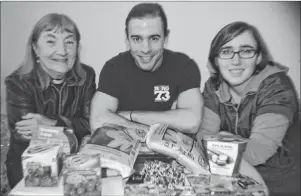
[219,131,234,136]
[15,113,57,140]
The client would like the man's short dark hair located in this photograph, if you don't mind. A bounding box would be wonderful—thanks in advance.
[125,3,169,37]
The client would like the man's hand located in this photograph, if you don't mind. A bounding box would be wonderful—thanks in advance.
[15,113,57,139]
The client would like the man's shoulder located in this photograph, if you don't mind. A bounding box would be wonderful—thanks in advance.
[164,49,192,62]
[164,49,198,71]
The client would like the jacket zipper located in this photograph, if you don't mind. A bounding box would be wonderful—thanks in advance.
[235,111,239,135]
[233,91,256,135]
[52,82,66,115]
[224,96,243,135]
[223,101,239,135]
[222,92,256,135]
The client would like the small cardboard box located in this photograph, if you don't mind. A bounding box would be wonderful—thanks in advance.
[62,154,102,196]
[203,135,248,176]
[21,143,61,187]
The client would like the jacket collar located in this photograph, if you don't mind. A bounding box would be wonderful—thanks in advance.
[33,65,78,91]
[215,63,289,103]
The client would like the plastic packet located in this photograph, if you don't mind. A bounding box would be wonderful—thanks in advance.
[79,124,141,178]
[146,123,210,174]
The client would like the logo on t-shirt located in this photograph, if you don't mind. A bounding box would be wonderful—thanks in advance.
[154,85,170,102]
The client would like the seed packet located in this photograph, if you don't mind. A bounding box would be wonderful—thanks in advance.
[22,144,61,187]
[62,154,102,196]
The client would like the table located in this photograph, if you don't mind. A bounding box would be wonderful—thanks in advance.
[9,176,124,196]
[9,158,269,196]
[239,159,269,195]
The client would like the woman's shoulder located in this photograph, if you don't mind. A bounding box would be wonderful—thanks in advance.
[204,76,222,91]
[256,68,298,106]
[260,71,295,92]
[5,67,34,92]
[5,67,27,85]
[257,62,293,88]
[80,63,96,76]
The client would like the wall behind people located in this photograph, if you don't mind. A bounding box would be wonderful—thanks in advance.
[1,1,300,114]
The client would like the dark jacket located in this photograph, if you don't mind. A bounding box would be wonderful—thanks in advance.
[197,63,299,179]
[5,63,96,156]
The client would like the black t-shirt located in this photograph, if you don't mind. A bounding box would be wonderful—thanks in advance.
[97,49,201,111]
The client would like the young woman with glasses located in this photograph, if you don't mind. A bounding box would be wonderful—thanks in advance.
[196,21,299,196]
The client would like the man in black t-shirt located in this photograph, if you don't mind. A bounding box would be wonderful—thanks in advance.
[90,3,204,134]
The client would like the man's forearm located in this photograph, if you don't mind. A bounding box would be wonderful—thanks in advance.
[91,110,148,133]
[130,109,201,134]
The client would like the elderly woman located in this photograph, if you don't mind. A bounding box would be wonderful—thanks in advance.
[5,13,96,188]
[196,21,299,195]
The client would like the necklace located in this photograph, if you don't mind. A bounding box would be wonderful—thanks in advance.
[52,78,65,84]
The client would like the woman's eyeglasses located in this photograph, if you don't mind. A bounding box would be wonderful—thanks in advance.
[217,49,258,59]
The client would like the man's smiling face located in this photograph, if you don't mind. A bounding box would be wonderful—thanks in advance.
[126,16,168,72]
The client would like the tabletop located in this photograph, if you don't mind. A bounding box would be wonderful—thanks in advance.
[9,157,269,196]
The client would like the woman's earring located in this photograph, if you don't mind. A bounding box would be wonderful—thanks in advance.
[36,56,40,64]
